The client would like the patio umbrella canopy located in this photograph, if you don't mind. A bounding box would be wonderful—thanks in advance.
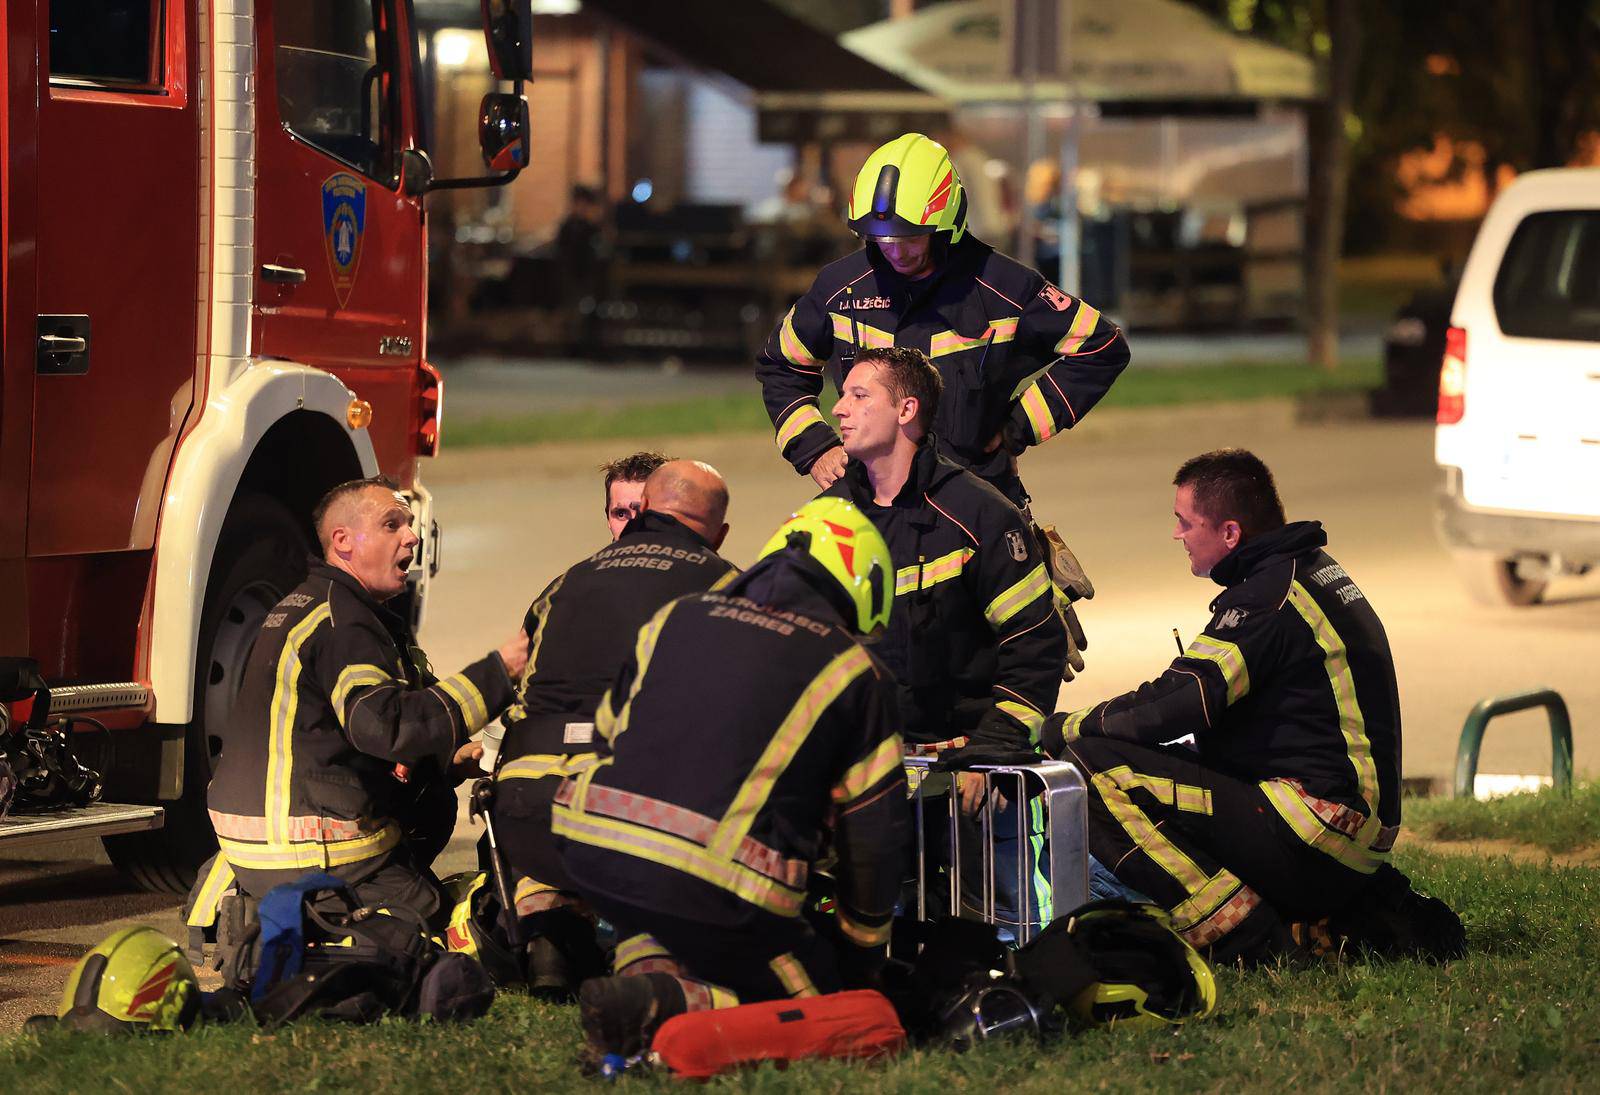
[840,0,1314,107]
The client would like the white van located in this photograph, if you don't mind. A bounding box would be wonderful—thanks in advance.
[1434,167,1600,605]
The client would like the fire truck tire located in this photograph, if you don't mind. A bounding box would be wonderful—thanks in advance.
[105,494,311,893]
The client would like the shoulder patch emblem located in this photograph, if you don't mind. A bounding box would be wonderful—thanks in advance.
[1038,283,1072,311]
[1215,607,1249,630]
[1005,528,1029,562]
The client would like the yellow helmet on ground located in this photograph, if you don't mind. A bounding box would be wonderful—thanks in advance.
[1063,901,1216,1029]
[757,498,893,636]
[847,133,967,245]
[53,926,200,1033]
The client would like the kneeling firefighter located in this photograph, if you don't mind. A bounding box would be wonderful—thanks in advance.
[535,498,910,1066]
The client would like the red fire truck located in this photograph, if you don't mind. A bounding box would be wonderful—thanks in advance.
[0,0,531,890]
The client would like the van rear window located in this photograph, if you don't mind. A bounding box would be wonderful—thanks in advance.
[1493,210,1600,343]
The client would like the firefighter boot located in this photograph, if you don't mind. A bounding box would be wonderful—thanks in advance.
[522,906,606,1001]
[578,972,688,1072]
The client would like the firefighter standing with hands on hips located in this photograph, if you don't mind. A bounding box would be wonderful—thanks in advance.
[757,132,1126,680]
[197,477,528,927]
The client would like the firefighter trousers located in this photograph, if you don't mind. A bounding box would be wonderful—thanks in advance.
[1059,736,1372,953]
[493,754,594,915]
[595,900,844,1011]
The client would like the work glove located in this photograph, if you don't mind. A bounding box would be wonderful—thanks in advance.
[1035,524,1092,682]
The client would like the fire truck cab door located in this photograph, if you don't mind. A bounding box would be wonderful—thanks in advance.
[31,1,200,556]
[251,0,424,470]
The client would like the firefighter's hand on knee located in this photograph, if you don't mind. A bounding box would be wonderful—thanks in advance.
[449,741,485,785]
[957,771,1007,816]
[498,628,531,679]
[1061,604,1088,682]
[809,446,848,489]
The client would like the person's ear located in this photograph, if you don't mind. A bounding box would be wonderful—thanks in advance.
[898,396,919,428]
[327,525,354,559]
[1222,519,1243,550]
[712,523,729,551]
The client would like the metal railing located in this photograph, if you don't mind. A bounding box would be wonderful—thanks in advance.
[1453,688,1573,798]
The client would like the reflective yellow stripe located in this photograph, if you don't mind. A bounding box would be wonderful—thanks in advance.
[1185,633,1250,705]
[929,317,1018,359]
[1057,707,1091,742]
[770,953,819,998]
[776,403,827,452]
[830,314,894,348]
[435,671,489,733]
[1088,764,1211,894]
[997,700,1044,740]
[216,823,401,871]
[614,933,672,972]
[894,548,973,594]
[524,573,566,689]
[779,307,824,368]
[185,856,236,928]
[836,909,892,948]
[1174,783,1213,815]
[332,664,389,724]
[1168,868,1247,933]
[832,736,904,803]
[1054,302,1101,355]
[550,803,804,916]
[496,753,600,783]
[711,646,871,860]
[710,569,739,592]
[591,601,676,753]
[1020,383,1055,443]
[1286,581,1382,845]
[984,564,1050,628]
[266,604,331,845]
[1261,779,1385,874]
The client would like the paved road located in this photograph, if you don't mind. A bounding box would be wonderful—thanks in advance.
[4,399,1595,1030]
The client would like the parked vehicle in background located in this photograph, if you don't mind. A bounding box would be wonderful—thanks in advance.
[1372,265,1459,418]
[0,0,533,888]
[1435,167,1600,605]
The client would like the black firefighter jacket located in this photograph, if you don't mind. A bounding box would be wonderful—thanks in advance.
[498,510,736,763]
[757,234,1130,501]
[1049,522,1403,875]
[825,441,1068,753]
[550,562,907,965]
[208,562,514,882]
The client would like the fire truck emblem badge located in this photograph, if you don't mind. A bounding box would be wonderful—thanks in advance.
[321,173,367,308]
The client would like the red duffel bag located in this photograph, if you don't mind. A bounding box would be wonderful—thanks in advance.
[650,989,906,1079]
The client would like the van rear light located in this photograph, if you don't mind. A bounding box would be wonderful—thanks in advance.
[1437,326,1466,425]
[417,359,443,456]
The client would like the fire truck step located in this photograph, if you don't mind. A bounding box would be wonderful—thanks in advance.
[0,802,164,849]
[47,682,150,714]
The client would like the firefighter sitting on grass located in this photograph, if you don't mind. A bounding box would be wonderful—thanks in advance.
[195,477,528,928]
[512,499,909,1066]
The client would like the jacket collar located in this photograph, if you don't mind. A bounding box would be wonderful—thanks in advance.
[616,509,717,552]
[838,437,963,514]
[1209,521,1329,588]
[862,234,994,307]
[310,560,411,639]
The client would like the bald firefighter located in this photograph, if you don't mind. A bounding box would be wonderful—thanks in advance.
[492,460,737,991]
[203,477,527,925]
[541,500,908,1064]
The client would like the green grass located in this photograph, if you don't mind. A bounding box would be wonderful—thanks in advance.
[443,359,1381,449]
[1407,784,1600,855]
[8,848,1598,1092]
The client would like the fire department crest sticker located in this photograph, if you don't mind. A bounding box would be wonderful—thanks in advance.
[321,172,367,307]
[1005,529,1029,562]
[1038,283,1072,311]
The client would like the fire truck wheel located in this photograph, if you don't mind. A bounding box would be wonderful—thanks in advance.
[105,494,311,893]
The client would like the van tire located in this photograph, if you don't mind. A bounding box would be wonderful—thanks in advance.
[1452,550,1547,607]
[104,494,311,892]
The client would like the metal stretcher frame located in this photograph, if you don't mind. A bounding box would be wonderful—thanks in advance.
[904,757,1089,944]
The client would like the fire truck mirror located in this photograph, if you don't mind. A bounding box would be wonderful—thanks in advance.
[477,93,529,173]
[481,0,532,84]
[400,148,434,197]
